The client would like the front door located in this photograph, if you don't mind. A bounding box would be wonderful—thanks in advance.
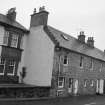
[74,79,78,95]
[99,79,104,94]
[68,78,73,94]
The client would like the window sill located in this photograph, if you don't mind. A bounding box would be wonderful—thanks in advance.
[0,73,4,75]
[63,64,68,66]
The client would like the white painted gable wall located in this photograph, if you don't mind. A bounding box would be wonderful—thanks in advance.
[21,26,55,86]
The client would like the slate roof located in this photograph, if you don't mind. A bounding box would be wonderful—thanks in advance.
[46,25,105,62]
[0,14,28,32]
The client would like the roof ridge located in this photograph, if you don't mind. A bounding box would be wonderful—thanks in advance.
[47,25,105,61]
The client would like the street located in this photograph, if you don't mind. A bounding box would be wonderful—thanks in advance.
[0,95,105,105]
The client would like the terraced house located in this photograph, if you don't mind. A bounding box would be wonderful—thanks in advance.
[0,7,105,98]
[22,7,105,97]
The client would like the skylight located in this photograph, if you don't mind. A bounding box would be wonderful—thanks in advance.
[61,34,69,41]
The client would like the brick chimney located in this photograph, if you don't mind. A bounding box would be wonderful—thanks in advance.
[30,6,49,27]
[7,7,16,21]
[87,37,94,47]
[78,31,85,43]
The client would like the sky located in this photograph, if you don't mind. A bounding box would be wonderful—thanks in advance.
[0,0,105,50]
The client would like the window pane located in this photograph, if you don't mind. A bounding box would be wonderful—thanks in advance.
[3,31,9,45]
[0,58,5,74]
[7,60,15,75]
[59,82,63,86]
[11,34,18,48]
[59,77,63,81]
[8,66,14,74]
[0,65,4,73]
[63,56,68,64]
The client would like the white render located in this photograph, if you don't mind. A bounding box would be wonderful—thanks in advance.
[0,25,5,45]
[23,26,55,86]
[17,33,28,82]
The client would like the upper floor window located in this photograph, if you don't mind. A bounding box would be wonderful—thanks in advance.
[100,63,103,72]
[11,34,18,48]
[7,60,16,75]
[58,77,65,88]
[90,58,93,70]
[63,55,68,65]
[80,56,83,67]
[0,58,5,75]
[3,31,9,45]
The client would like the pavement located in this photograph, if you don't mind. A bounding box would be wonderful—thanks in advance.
[0,95,105,105]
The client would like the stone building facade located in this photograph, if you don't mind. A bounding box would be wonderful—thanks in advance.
[0,7,105,98]
[22,7,105,97]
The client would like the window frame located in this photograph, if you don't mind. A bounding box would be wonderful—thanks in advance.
[3,31,9,46]
[80,56,84,68]
[58,56,61,73]
[58,77,65,88]
[90,58,93,70]
[84,79,87,87]
[7,60,16,76]
[63,55,68,66]
[11,34,18,48]
[90,80,94,87]
[100,63,103,72]
[0,58,5,75]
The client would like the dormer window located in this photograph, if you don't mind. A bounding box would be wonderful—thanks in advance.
[63,55,68,65]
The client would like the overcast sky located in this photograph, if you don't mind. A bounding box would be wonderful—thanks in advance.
[0,0,105,50]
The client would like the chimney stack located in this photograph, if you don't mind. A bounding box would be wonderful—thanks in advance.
[7,7,16,21]
[30,6,49,27]
[87,37,94,47]
[78,31,85,43]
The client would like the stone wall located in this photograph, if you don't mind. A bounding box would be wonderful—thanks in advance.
[50,47,105,96]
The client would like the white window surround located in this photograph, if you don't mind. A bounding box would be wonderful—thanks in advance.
[58,77,65,88]
[11,34,18,48]
[90,59,93,70]
[0,58,5,75]
[7,60,16,76]
[58,56,62,73]
[90,80,94,87]
[99,63,103,72]
[84,80,87,87]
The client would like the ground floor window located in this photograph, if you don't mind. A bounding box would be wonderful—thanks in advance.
[0,58,5,75]
[7,60,16,75]
[58,77,65,88]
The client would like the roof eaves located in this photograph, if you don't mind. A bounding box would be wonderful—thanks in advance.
[43,25,59,45]
[0,21,29,33]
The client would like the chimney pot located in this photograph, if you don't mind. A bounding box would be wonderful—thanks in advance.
[78,31,85,43]
[7,7,16,21]
[87,37,94,48]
